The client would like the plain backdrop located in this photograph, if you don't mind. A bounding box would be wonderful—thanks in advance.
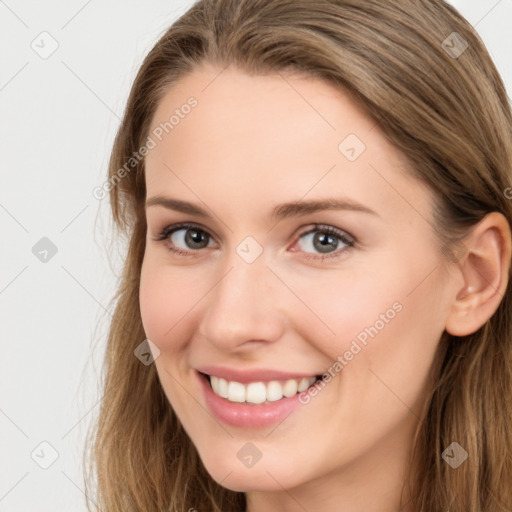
[1,1,511,510]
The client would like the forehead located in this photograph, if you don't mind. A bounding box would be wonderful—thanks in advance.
[148,63,376,160]
[144,63,433,226]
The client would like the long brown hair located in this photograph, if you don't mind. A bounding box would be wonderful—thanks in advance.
[84,1,512,510]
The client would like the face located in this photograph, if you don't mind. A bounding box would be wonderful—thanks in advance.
[139,62,458,493]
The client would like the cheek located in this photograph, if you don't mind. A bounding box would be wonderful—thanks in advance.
[139,256,201,351]
[286,267,406,360]
[318,268,446,423]
[299,253,446,377]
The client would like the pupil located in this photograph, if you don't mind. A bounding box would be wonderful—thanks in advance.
[186,229,207,248]
[315,233,337,253]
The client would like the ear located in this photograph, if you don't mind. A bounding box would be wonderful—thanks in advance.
[445,212,512,337]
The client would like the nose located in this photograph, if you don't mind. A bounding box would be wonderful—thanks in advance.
[197,247,287,353]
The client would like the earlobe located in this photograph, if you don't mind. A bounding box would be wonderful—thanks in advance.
[445,212,512,337]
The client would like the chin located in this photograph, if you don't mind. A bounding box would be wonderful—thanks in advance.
[197,449,307,492]
[208,467,294,493]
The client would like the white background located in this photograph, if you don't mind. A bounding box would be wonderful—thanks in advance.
[1,1,511,510]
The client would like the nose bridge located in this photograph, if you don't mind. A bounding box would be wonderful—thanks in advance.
[198,242,285,349]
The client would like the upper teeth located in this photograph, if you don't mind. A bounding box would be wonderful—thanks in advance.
[209,375,317,404]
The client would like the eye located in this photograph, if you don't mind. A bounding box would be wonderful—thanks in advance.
[292,224,355,261]
[154,222,216,257]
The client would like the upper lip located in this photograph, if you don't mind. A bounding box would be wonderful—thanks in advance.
[196,365,321,383]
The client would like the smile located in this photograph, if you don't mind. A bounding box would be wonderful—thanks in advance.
[206,374,320,404]
[196,367,325,427]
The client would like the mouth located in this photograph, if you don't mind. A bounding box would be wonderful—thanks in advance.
[200,372,322,405]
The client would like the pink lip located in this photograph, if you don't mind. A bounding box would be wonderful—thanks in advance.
[196,365,319,384]
[196,371,306,428]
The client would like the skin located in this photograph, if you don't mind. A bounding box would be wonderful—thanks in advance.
[139,62,511,512]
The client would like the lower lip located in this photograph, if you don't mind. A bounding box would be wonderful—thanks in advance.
[197,371,305,428]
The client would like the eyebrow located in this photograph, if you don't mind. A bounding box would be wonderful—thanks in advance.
[145,196,378,223]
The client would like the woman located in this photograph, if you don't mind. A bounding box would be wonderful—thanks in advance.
[84,0,512,510]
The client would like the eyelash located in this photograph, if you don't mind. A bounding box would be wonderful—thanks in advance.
[153,222,355,262]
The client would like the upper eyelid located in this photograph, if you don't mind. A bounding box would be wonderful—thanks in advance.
[159,222,218,242]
